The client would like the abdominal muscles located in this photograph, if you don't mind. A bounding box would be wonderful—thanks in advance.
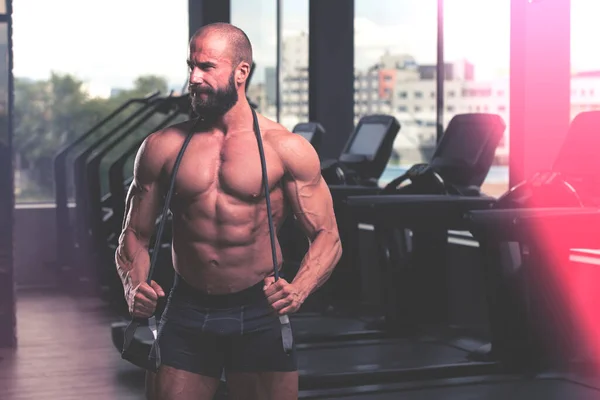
[170,188,286,294]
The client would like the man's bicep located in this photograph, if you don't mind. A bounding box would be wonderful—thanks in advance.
[122,179,162,241]
[284,174,336,239]
[281,137,338,239]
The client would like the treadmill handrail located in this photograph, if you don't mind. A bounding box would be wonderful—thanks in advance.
[345,194,496,206]
[343,194,496,232]
[468,207,600,225]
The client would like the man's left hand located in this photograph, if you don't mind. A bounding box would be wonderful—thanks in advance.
[263,277,303,315]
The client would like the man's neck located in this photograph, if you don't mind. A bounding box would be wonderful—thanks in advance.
[200,96,253,134]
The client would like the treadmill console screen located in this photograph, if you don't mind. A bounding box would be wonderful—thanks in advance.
[347,123,388,157]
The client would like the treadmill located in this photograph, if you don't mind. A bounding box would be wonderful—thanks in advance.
[343,113,505,329]
[292,114,504,344]
[466,110,600,371]
[308,112,600,399]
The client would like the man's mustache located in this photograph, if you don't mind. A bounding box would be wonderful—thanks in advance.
[189,86,215,96]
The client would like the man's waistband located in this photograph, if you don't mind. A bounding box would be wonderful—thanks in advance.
[171,274,268,308]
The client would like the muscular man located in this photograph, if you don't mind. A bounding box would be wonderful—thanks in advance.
[115,23,342,400]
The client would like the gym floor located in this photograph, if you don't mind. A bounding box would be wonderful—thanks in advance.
[5,290,600,400]
[0,290,146,400]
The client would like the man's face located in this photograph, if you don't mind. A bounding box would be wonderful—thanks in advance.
[189,69,238,118]
[187,34,241,120]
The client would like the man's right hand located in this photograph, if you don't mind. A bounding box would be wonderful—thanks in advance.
[126,280,166,318]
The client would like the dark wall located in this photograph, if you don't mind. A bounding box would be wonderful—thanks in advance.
[0,4,14,347]
[308,0,355,160]
[188,0,230,39]
[0,115,15,348]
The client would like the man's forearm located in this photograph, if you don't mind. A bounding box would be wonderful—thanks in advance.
[291,230,342,301]
[115,231,151,295]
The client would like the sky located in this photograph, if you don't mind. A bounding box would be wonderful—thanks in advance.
[10,0,600,93]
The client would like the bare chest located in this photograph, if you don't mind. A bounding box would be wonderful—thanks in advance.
[166,135,285,202]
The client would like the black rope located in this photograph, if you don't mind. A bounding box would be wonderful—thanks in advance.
[251,108,280,281]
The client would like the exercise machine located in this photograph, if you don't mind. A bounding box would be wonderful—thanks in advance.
[300,111,600,399]
[321,114,399,187]
[467,110,600,370]
[293,113,504,343]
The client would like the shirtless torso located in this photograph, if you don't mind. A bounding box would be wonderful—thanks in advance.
[159,115,290,293]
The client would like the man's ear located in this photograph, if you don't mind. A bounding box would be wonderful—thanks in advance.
[236,62,251,85]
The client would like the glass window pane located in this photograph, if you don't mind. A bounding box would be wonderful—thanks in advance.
[354,0,437,186]
[231,0,277,122]
[280,0,309,131]
[571,0,600,122]
[12,0,189,204]
[443,0,510,197]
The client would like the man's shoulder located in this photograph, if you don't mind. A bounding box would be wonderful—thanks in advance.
[256,113,306,149]
[136,119,197,172]
[143,119,196,153]
[255,114,320,177]
[257,113,291,136]
[148,119,196,142]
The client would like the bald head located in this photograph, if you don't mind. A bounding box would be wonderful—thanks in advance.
[191,23,253,69]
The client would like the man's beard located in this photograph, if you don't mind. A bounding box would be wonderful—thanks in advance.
[190,73,239,123]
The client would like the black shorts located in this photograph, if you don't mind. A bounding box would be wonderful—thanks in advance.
[156,274,298,378]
